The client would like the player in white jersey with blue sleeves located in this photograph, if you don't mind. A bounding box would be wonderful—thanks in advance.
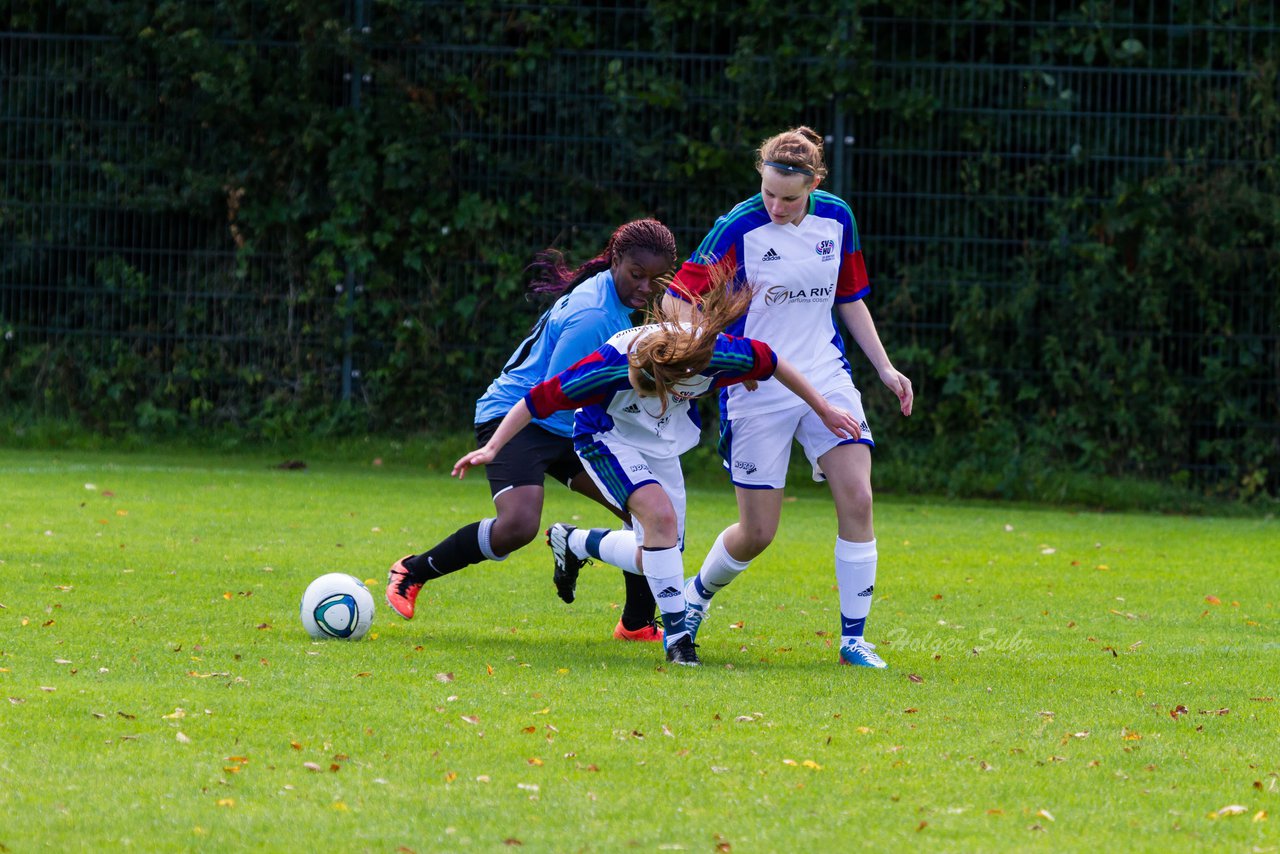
[666,127,914,669]
[453,279,861,667]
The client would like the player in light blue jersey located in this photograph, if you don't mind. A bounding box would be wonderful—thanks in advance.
[454,277,861,666]
[386,220,677,642]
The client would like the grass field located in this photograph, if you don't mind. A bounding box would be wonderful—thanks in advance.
[1,446,1277,852]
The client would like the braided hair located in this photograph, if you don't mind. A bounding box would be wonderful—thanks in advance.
[528,218,677,297]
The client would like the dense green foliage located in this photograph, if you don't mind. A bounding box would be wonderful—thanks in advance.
[1,1,1276,497]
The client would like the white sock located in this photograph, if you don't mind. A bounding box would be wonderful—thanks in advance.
[567,528,590,556]
[835,537,876,641]
[565,528,640,573]
[640,545,688,643]
[688,530,750,606]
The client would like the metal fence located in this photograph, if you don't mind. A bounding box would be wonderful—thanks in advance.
[2,2,1277,484]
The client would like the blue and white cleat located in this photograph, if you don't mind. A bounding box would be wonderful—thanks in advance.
[682,579,708,643]
[838,638,887,669]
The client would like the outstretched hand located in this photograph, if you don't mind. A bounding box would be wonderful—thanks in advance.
[821,405,862,441]
[451,446,497,479]
[879,366,914,416]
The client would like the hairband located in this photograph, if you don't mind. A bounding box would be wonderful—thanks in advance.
[763,160,815,177]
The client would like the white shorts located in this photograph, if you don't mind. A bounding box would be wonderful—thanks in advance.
[575,436,687,549]
[720,384,872,489]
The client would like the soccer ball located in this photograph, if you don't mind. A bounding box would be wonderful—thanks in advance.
[299,573,374,640]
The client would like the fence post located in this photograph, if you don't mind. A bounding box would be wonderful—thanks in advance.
[341,0,369,403]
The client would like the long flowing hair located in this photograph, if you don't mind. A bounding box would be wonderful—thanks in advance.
[527,218,677,297]
[628,262,755,415]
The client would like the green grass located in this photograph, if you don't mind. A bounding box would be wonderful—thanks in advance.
[1,446,1277,852]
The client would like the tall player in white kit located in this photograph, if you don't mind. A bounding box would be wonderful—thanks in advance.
[667,127,913,669]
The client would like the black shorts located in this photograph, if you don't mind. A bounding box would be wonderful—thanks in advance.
[475,418,586,497]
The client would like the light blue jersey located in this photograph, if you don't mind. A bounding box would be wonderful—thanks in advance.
[474,269,634,437]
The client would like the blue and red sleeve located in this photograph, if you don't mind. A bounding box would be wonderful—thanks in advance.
[669,246,740,303]
[835,205,870,303]
[524,351,610,419]
[709,336,777,389]
[835,248,870,303]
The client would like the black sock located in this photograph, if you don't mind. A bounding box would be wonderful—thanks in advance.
[620,570,658,630]
[404,521,485,581]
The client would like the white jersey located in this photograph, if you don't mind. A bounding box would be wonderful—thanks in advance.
[669,190,871,417]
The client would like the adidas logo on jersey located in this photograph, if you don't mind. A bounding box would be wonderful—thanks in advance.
[761,247,781,261]
[622,403,641,414]
[657,586,682,599]
[857,584,874,597]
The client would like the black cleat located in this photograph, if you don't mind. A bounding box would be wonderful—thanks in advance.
[664,634,701,667]
[546,522,588,604]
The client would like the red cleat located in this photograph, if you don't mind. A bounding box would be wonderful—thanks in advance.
[385,555,423,620]
[613,619,664,642]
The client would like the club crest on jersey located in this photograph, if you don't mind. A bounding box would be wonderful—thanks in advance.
[761,247,782,262]
[815,239,835,260]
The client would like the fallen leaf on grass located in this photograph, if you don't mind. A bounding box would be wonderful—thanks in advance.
[176,732,191,744]
[303,762,322,772]
[460,715,480,725]
[1037,809,1055,822]
[1255,811,1268,822]
[217,799,234,807]
[1209,804,1247,819]
[435,672,454,683]
[526,758,543,766]
[907,674,924,683]
[1170,705,1189,720]
[1204,595,1222,605]
[1199,708,1230,716]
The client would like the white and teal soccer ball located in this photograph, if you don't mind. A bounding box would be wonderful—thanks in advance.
[300,573,374,640]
